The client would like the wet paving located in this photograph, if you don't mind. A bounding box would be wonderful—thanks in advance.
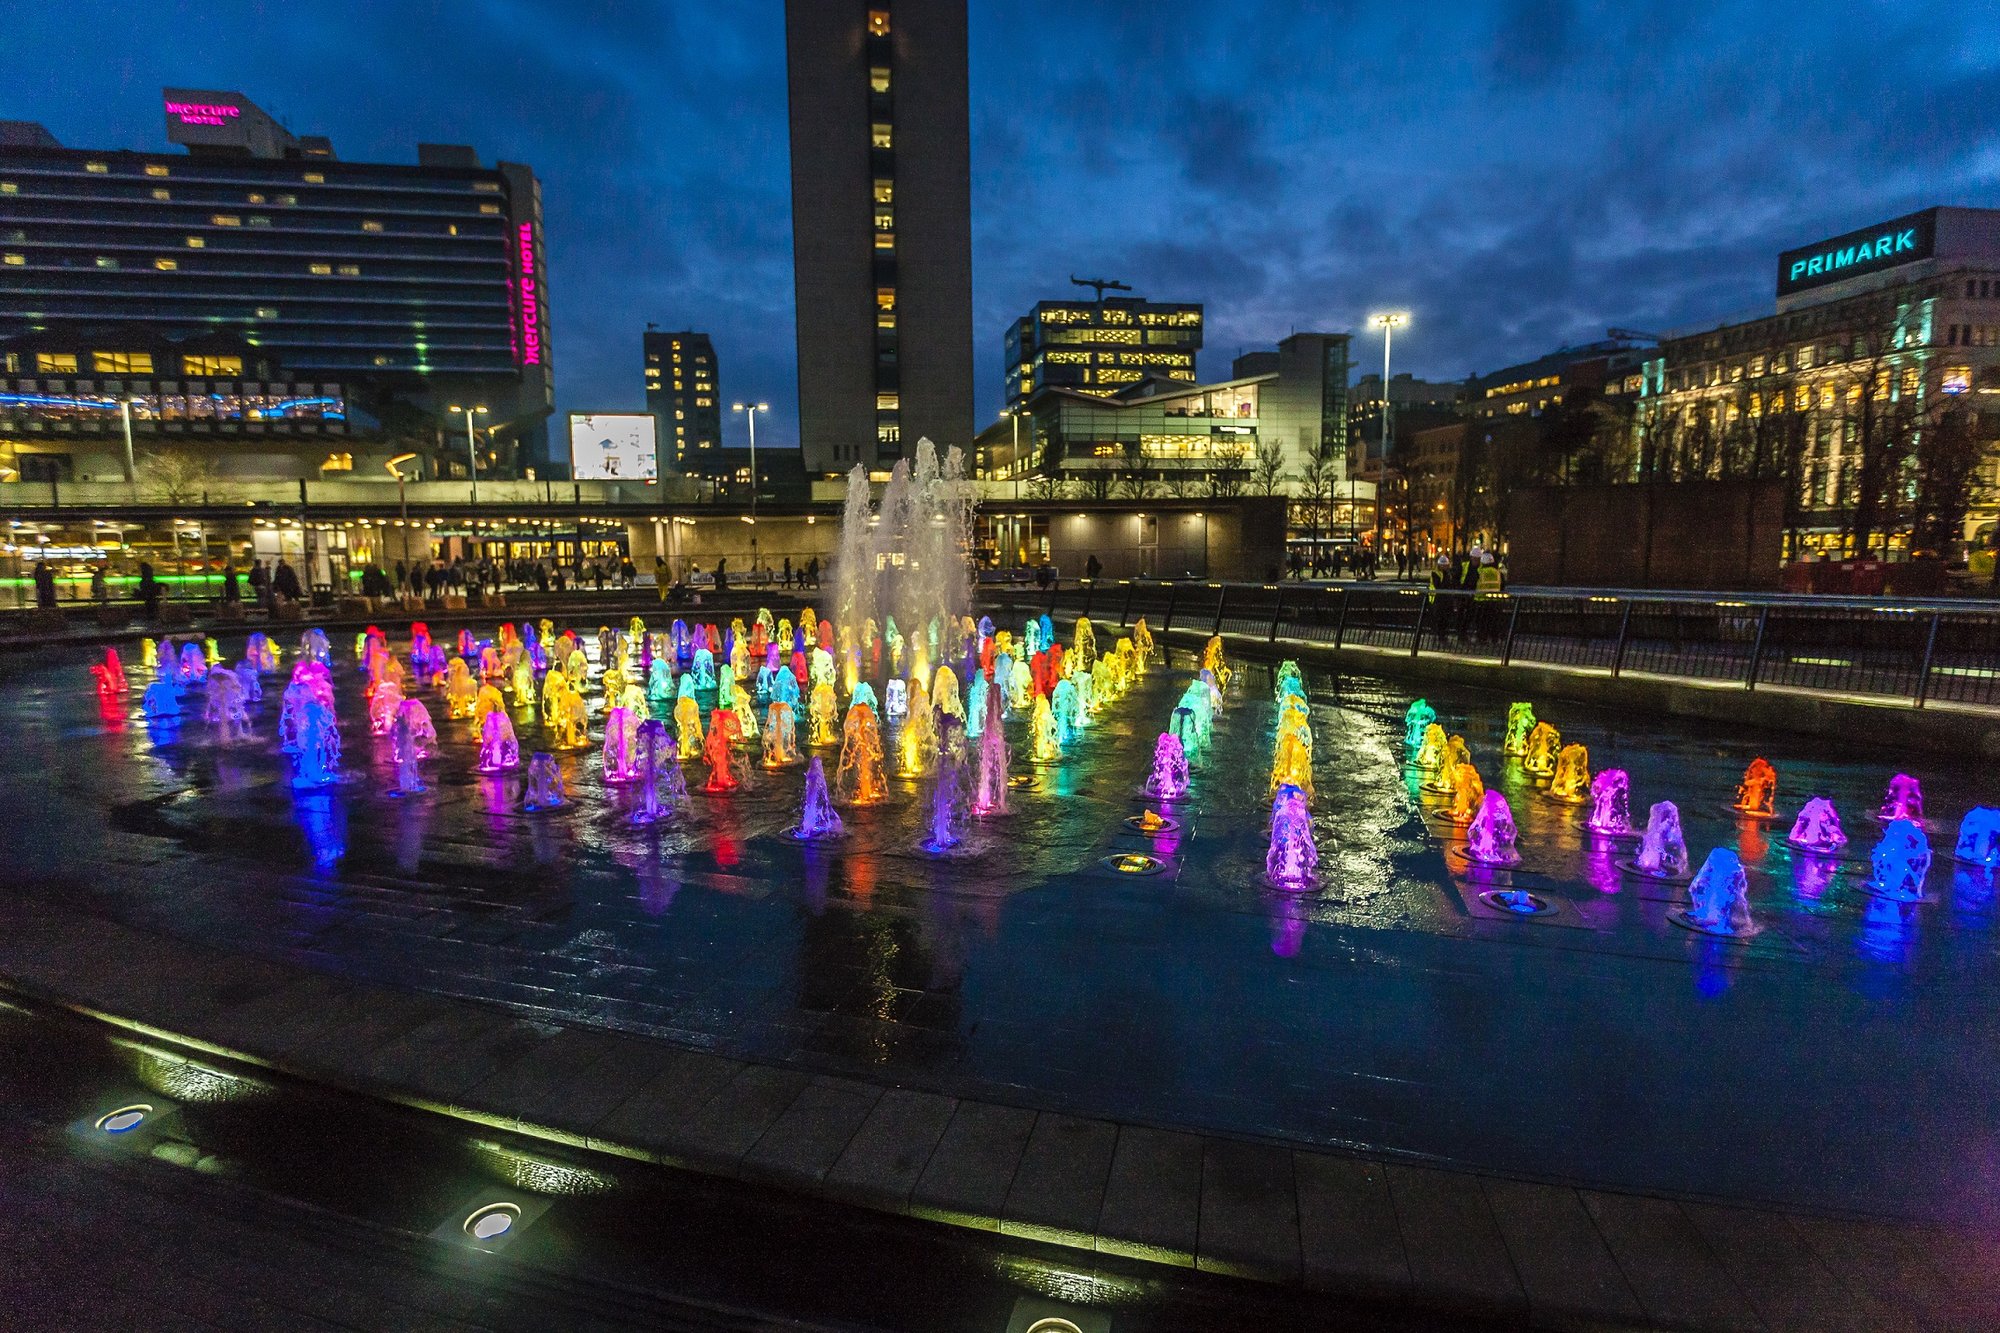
[6,625,2000,1228]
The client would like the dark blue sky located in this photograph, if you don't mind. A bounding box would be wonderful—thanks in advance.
[11,1,1997,448]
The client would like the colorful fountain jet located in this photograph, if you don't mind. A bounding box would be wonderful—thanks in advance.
[793,757,844,839]
[1679,849,1756,935]
[1733,758,1778,818]
[702,709,743,793]
[1464,791,1521,866]
[1502,702,1536,756]
[1266,783,1319,889]
[1956,807,2000,869]
[1548,744,1591,803]
[1635,801,1690,878]
[1787,797,1847,855]
[1869,819,1932,900]
[477,710,521,773]
[1879,773,1924,823]
[1586,769,1634,837]
[1521,722,1561,778]
[835,703,886,805]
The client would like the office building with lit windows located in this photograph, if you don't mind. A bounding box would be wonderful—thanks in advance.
[0,88,553,480]
[643,329,719,470]
[785,0,974,475]
[1005,296,1202,406]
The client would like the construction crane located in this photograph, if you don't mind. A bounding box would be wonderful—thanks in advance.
[1070,275,1132,302]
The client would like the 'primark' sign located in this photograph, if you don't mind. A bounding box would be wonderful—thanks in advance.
[1777,208,1937,298]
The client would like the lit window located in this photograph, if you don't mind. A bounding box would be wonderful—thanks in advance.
[211,214,241,226]
[246,192,265,204]
[151,188,170,201]
[94,256,118,269]
[673,379,683,389]
[874,231,895,250]
[372,354,391,366]
[876,392,900,412]
[473,180,500,193]
[870,67,890,93]
[254,307,277,318]
[695,396,712,407]
[361,219,383,233]
[35,353,78,373]
[84,161,108,174]
[2,253,22,266]
[0,182,15,194]
[874,206,894,229]
[675,409,685,420]
[871,123,893,148]
[873,179,893,204]
[154,257,177,271]
[248,216,270,227]
[185,236,204,248]
[304,171,325,183]
[182,355,243,376]
[92,352,154,374]
[876,287,896,311]
[145,164,169,178]
[446,224,458,236]
[1943,365,1973,394]
[868,9,890,35]
[336,264,360,276]
[277,194,297,205]
[478,203,500,215]
[309,262,332,275]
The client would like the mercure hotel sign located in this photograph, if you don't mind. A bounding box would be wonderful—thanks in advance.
[1777,208,1937,298]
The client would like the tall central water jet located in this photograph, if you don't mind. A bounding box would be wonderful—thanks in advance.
[831,439,974,680]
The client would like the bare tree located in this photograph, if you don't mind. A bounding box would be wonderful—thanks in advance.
[1910,404,1986,557]
[143,447,220,505]
[1250,438,1287,496]
[1205,438,1247,498]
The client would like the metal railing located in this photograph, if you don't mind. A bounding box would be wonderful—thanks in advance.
[984,580,2000,710]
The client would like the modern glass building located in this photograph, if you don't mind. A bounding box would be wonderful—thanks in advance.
[785,0,974,475]
[0,89,553,477]
[1004,296,1202,406]
[643,329,719,470]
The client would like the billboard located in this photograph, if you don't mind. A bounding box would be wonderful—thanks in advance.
[568,413,658,481]
[1777,208,1937,299]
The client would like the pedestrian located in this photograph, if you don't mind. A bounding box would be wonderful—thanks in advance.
[272,558,302,603]
[33,560,57,609]
[248,559,270,610]
[1085,553,1103,582]
[621,558,636,589]
[713,555,728,593]
[782,556,792,589]
[806,555,819,588]
[138,561,162,619]
[92,566,109,605]
[1288,547,1303,581]
[654,556,669,602]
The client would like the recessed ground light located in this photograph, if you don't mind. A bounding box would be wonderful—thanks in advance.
[95,1104,151,1134]
[463,1203,519,1240]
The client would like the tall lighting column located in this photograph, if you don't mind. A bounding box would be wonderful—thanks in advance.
[1368,312,1408,564]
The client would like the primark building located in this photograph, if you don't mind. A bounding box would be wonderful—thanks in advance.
[1638,205,2000,556]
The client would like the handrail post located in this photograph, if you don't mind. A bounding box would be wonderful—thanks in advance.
[1120,579,1136,628]
[1745,605,1771,691]
[1333,587,1350,649]
[1162,582,1179,633]
[1501,595,1521,666]
[1212,585,1228,636]
[1410,589,1428,659]
[1611,600,1634,677]
[1914,611,1943,707]
[1268,587,1285,643]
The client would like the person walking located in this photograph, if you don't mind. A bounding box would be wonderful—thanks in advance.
[1085,553,1103,582]
[138,561,162,619]
[222,564,240,604]
[713,555,729,593]
[654,556,670,602]
[248,559,270,611]
[33,560,57,609]
[92,566,108,605]
[781,556,792,589]
[806,555,820,589]
[272,558,302,604]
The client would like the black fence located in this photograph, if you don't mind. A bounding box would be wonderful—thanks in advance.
[983,581,2000,710]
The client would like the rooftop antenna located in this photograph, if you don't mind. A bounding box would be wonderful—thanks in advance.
[1070,275,1132,303]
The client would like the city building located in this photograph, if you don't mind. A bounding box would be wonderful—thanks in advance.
[974,336,1352,506]
[678,446,812,505]
[643,329,718,469]
[0,88,553,481]
[1004,294,1202,406]
[784,0,974,475]
[1467,338,1648,422]
[1636,205,2000,559]
[1344,372,1462,502]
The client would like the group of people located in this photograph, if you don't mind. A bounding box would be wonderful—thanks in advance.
[1288,545,1382,581]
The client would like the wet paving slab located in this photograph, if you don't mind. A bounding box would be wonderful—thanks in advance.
[6,626,2000,1232]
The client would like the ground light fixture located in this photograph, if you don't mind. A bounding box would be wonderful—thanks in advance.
[430,1188,551,1255]
[69,1086,180,1152]
[1006,1297,1111,1333]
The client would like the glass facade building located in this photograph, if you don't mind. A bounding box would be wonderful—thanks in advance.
[643,330,719,469]
[0,89,552,474]
[1004,297,1202,406]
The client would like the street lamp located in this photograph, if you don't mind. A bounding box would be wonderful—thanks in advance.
[1368,312,1409,569]
[1001,406,1027,502]
[731,402,769,524]
[119,397,139,499]
[447,405,488,504]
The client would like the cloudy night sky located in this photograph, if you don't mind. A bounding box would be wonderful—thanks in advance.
[10,1,1996,449]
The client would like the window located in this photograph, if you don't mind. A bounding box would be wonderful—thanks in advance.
[309,262,332,275]
[248,216,271,227]
[870,67,891,93]
[695,396,713,407]
[185,236,204,248]
[361,219,383,233]
[873,179,893,204]
[371,354,391,367]
[876,286,896,311]
[276,194,297,205]
[84,161,107,174]
[876,392,900,411]
[151,188,170,201]
[246,192,265,204]
[473,180,501,193]
[92,352,153,374]
[478,203,500,215]
[874,206,894,229]
[446,224,458,236]
[254,307,277,318]
[35,352,79,373]
[94,256,118,269]
[0,182,15,194]
[154,257,177,271]
[871,123,893,148]
[145,164,169,178]
[336,264,360,276]
[303,171,325,183]
[210,214,241,226]
[874,231,895,250]
[182,355,243,377]
[2,253,22,266]
[868,8,890,35]
[1943,365,1973,395]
